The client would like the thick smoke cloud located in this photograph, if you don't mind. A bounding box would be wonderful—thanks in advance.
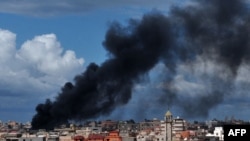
[32,0,250,129]
[31,12,173,129]
[151,0,250,118]
[171,0,248,74]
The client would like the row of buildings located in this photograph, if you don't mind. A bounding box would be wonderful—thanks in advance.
[1,110,247,141]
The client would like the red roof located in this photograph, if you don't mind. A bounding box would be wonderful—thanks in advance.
[88,134,104,140]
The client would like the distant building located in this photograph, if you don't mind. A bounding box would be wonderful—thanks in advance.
[165,110,172,141]
[59,135,74,141]
[47,131,59,141]
[139,119,161,131]
[101,121,117,132]
[118,121,139,137]
[73,135,85,141]
[104,131,122,141]
[172,117,186,140]
[136,109,176,141]
[2,131,22,141]
[18,136,46,141]
[87,134,105,141]
[75,127,102,138]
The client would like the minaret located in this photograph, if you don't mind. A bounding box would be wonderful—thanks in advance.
[165,110,173,141]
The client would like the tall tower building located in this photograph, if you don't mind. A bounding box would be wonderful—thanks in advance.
[165,110,173,141]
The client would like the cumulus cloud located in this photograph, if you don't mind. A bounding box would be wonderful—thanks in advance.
[17,34,83,78]
[0,29,16,62]
[0,28,84,121]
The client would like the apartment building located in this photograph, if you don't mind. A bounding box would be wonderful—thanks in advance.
[104,131,122,141]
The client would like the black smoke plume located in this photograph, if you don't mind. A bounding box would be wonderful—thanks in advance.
[31,12,173,129]
[32,0,250,129]
[166,0,250,118]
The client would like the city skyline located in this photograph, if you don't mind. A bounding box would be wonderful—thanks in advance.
[0,0,250,123]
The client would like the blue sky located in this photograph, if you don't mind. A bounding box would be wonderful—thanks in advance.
[1,0,250,123]
[0,12,111,65]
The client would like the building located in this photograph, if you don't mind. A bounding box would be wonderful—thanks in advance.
[118,121,139,137]
[101,121,118,132]
[2,131,22,141]
[18,136,46,141]
[139,119,161,131]
[104,131,122,141]
[172,117,186,140]
[47,132,59,141]
[165,110,172,141]
[137,109,181,141]
[59,135,74,141]
[73,135,85,141]
[75,127,102,138]
[87,134,105,141]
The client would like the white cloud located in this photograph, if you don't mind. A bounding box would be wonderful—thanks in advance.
[0,29,16,62]
[17,34,84,78]
[0,28,84,118]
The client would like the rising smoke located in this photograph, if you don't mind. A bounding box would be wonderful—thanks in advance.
[31,0,250,129]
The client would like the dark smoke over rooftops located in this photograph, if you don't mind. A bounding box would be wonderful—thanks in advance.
[31,12,173,129]
[32,0,250,129]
